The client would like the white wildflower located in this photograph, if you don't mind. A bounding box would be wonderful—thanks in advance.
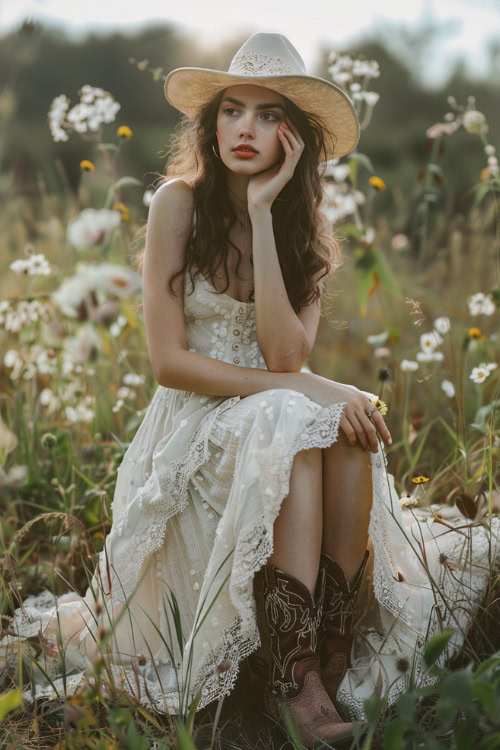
[417,350,444,362]
[470,366,490,384]
[441,379,456,398]
[117,385,135,400]
[143,189,154,206]
[468,292,495,316]
[400,493,418,508]
[400,359,419,371]
[40,388,61,414]
[64,323,102,363]
[27,253,51,275]
[361,91,380,107]
[330,164,350,183]
[123,372,145,386]
[67,208,121,249]
[3,349,23,379]
[462,110,488,135]
[65,396,94,422]
[52,274,93,318]
[420,332,443,352]
[485,144,496,155]
[112,398,125,413]
[48,94,70,142]
[367,331,389,346]
[85,263,141,298]
[9,259,30,274]
[433,317,450,334]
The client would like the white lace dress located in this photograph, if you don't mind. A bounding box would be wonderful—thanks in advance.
[4,267,500,720]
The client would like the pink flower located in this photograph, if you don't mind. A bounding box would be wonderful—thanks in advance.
[426,123,455,139]
[374,347,391,358]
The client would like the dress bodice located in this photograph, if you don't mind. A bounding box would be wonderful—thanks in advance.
[183,266,267,370]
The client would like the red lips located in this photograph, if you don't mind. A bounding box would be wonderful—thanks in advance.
[232,143,258,153]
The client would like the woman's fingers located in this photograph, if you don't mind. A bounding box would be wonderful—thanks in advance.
[279,122,304,160]
[357,412,380,452]
[283,119,304,148]
[369,410,392,445]
[340,412,370,451]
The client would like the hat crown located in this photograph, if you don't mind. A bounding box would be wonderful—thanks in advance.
[228,32,306,77]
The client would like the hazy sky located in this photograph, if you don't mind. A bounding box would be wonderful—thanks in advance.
[1,0,499,86]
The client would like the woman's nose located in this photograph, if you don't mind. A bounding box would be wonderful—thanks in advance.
[238,114,255,138]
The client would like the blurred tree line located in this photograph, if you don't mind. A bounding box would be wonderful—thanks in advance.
[0,18,499,215]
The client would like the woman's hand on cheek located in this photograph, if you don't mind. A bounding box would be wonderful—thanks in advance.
[247,119,305,215]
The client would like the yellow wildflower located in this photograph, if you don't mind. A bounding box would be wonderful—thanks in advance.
[468,327,482,338]
[80,160,95,171]
[412,474,430,484]
[117,125,133,139]
[369,176,386,191]
[480,166,491,182]
[112,202,130,221]
[369,396,388,416]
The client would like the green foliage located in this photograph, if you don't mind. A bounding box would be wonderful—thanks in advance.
[353,637,500,750]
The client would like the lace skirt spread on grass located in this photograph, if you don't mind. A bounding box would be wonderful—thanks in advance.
[3,269,500,720]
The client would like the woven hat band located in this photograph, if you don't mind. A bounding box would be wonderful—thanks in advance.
[228,53,302,76]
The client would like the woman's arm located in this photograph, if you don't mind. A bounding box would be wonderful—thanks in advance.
[250,208,311,373]
[143,178,320,400]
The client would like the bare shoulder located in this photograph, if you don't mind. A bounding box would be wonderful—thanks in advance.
[146,179,194,250]
[152,178,193,207]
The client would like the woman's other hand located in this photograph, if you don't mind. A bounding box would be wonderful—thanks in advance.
[247,118,304,214]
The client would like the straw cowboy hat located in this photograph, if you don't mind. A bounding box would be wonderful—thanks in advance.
[164,31,360,161]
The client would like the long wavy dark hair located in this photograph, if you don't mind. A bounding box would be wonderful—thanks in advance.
[133,87,345,314]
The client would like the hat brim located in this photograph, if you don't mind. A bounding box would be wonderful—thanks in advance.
[164,67,360,161]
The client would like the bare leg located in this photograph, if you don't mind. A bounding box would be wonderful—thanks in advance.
[268,447,323,596]
[322,432,373,584]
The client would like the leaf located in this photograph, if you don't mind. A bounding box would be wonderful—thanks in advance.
[175,722,199,750]
[423,628,455,668]
[341,222,364,240]
[113,176,144,190]
[0,688,23,721]
[442,666,473,706]
[354,264,377,317]
[455,493,477,519]
[349,151,375,174]
[454,718,478,750]
[371,250,401,296]
[383,721,408,749]
[96,143,119,152]
[435,697,457,728]
[470,401,499,435]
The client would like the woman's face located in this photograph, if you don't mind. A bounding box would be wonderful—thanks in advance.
[215,84,287,173]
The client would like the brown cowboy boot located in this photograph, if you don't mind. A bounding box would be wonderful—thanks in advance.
[316,549,370,703]
[259,561,355,749]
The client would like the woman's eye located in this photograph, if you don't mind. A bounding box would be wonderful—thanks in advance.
[261,112,279,121]
[224,107,238,116]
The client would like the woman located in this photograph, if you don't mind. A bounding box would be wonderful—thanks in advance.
[5,31,498,750]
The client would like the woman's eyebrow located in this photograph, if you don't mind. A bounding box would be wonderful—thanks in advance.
[221,96,285,111]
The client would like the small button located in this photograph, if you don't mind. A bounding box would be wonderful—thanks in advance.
[233,357,240,364]
[235,316,242,323]
[239,307,245,314]
[233,329,240,336]
[232,343,240,351]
